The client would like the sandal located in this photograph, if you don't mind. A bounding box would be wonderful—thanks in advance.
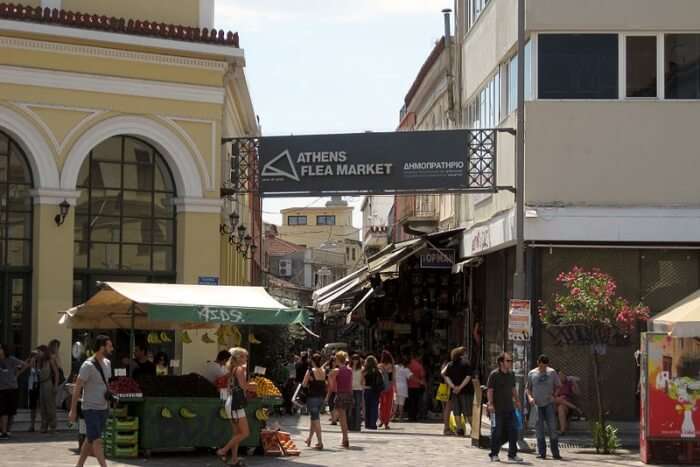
[315,443,324,450]
[305,438,311,447]
[341,440,349,449]
[216,449,228,463]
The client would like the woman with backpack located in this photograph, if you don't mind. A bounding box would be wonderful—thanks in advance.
[302,353,327,450]
[362,355,383,430]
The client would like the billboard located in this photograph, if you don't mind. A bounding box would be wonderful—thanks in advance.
[257,130,491,196]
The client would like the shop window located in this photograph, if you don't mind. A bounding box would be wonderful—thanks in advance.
[74,136,176,276]
[287,215,307,225]
[538,34,619,99]
[627,36,658,98]
[317,215,335,225]
[665,34,700,99]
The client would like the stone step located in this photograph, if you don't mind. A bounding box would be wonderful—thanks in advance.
[10,409,76,433]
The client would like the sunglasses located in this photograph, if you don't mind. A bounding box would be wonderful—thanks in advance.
[505,359,513,362]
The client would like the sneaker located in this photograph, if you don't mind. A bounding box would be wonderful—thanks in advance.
[536,454,546,459]
[0,433,8,440]
[508,455,524,463]
[553,455,562,460]
[489,454,500,462]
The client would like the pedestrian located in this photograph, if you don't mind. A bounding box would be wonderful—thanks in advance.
[442,346,475,437]
[393,355,412,422]
[349,354,364,431]
[217,347,252,467]
[37,344,59,433]
[328,351,353,448]
[378,350,395,429]
[48,339,68,409]
[69,334,114,467]
[362,355,382,430]
[486,352,522,463]
[527,355,562,460]
[155,352,169,376]
[295,352,309,385]
[131,344,156,379]
[202,349,232,384]
[325,356,338,424]
[406,351,426,422]
[302,353,327,450]
[26,350,41,432]
[0,343,29,439]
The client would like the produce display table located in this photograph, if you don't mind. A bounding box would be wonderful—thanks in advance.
[128,396,282,456]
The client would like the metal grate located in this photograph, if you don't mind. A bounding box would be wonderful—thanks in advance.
[467,129,497,191]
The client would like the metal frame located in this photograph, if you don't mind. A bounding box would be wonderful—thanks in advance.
[221,129,514,197]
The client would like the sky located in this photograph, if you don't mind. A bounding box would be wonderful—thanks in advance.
[215,0,452,227]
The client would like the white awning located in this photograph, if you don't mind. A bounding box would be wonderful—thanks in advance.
[452,257,483,274]
[651,289,700,337]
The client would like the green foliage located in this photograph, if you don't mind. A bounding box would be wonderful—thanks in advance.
[592,422,620,454]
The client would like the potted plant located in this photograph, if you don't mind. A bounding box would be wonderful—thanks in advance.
[539,266,650,453]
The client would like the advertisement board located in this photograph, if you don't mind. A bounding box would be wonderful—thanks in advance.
[259,130,481,196]
[508,299,531,341]
[419,249,455,269]
[645,333,700,439]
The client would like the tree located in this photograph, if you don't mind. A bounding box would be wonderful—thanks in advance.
[539,267,649,453]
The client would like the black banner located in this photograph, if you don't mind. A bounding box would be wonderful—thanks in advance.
[258,130,482,196]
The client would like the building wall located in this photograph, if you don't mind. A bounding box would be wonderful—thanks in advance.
[278,206,357,248]
[61,0,202,28]
[0,20,255,373]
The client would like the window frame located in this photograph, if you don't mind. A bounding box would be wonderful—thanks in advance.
[287,215,307,226]
[622,33,662,100]
[316,215,336,226]
[662,32,700,100]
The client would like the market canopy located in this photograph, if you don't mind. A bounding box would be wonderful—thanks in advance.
[651,289,700,337]
[59,282,309,330]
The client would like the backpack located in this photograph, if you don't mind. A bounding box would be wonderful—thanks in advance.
[368,370,385,394]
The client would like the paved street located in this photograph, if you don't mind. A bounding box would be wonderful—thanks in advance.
[1,415,652,467]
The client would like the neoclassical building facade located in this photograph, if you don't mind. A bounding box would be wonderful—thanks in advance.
[0,0,258,373]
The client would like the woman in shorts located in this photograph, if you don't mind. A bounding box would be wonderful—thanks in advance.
[328,351,353,448]
[302,353,327,450]
[217,348,253,467]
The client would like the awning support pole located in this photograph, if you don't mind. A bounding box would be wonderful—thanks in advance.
[129,302,135,378]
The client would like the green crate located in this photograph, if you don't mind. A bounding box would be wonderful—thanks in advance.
[110,406,128,418]
[104,431,138,445]
[106,445,138,458]
[107,416,139,431]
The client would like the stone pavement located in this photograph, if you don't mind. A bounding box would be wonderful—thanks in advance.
[1,415,655,467]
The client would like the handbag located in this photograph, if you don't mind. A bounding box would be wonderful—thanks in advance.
[226,368,248,416]
[292,383,308,407]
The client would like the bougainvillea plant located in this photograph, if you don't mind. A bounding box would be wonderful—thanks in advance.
[538,266,650,333]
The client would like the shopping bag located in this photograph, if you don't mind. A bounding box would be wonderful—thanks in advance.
[292,383,307,408]
[435,383,450,402]
[513,408,524,432]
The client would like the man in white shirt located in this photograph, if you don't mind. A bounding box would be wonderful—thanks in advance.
[202,350,231,384]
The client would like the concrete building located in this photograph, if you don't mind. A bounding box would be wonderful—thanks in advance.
[360,195,393,257]
[452,0,700,420]
[278,197,358,249]
[0,0,259,374]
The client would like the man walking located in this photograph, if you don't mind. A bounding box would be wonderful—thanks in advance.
[487,352,522,463]
[69,335,113,467]
[527,355,561,460]
[406,351,426,422]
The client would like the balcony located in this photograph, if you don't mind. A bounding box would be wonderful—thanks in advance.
[363,226,388,257]
[396,194,440,235]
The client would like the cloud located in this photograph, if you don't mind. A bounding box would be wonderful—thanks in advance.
[216,0,452,30]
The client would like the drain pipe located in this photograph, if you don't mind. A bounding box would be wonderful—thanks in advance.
[442,8,456,127]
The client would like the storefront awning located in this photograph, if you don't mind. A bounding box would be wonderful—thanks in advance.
[452,257,483,274]
[312,228,463,310]
[59,282,309,330]
[651,289,700,337]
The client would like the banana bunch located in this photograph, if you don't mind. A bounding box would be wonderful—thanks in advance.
[252,376,282,398]
[249,332,261,344]
[179,407,197,419]
[255,408,269,421]
[201,333,215,344]
[160,407,173,419]
[147,332,161,344]
[181,331,192,344]
[213,326,243,346]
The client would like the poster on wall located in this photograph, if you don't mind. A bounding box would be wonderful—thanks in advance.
[508,299,531,341]
[646,333,700,439]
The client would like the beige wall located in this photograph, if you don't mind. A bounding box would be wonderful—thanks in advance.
[279,206,356,248]
[525,101,700,207]
[527,0,700,31]
[62,0,201,28]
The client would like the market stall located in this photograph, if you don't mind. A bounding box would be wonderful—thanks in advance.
[59,282,308,457]
[641,290,700,464]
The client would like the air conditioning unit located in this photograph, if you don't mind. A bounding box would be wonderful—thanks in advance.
[279,259,292,277]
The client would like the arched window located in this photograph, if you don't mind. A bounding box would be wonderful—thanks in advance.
[0,130,33,356]
[73,136,176,303]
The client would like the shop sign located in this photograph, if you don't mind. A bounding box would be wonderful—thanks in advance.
[147,305,308,326]
[508,299,531,341]
[198,276,219,285]
[471,227,491,254]
[259,130,476,196]
[645,333,700,439]
[419,249,455,269]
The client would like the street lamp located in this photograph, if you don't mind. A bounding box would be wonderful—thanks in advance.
[54,200,70,226]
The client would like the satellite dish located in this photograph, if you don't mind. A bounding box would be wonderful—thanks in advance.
[72,341,83,360]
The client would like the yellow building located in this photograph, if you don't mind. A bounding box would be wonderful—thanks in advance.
[278,198,358,249]
[0,0,258,373]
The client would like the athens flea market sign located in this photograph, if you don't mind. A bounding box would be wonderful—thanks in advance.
[257,130,485,196]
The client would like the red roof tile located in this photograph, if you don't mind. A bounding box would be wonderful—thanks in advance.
[0,3,239,47]
[264,236,304,257]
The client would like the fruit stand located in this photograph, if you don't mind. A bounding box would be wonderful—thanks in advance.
[59,282,307,456]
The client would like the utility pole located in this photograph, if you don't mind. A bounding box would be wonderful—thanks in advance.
[513,0,526,299]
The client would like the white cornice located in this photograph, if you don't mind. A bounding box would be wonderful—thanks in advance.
[0,65,224,104]
[31,188,81,205]
[0,36,228,71]
[173,197,223,214]
[0,19,245,64]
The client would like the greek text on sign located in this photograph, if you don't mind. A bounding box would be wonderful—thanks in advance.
[508,299,531,341]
